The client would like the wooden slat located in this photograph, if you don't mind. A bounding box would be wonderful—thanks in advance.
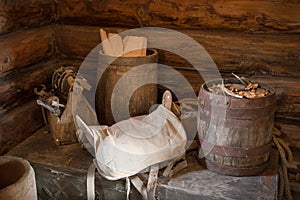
[0,60,59,114]
[0,100,44,155]
[54,25,103,59]
[277,123,300,149]
[0,26,55,74]
[0,0,55,34]
[55,25,300,78]
[56,0,300,33]
[250,76,300,123]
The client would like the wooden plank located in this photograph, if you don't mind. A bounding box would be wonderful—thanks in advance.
[0,60,59,114]
[0,100,44,155]
[0,0,55,34]
[206,0,300,33]
[54,25,101,59]
[250,76,300,124]
[276,123,300,149]
[56,0,300,33]
[55,25,300,77]
[0,26,55,74]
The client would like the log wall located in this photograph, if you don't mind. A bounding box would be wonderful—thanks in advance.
[55,9,300,148]
[0,0,55,34]
[56,0,300,33]
[0,1,56,154]
[0,0,299,154]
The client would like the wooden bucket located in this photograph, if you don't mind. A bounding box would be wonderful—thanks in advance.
[198,79,276,176]
[0,156,37,200]
[96,49,158,126]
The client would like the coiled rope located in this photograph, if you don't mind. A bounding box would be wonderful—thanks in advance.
[273,127,293,200]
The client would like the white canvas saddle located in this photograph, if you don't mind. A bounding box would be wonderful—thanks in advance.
[75,90,187,199]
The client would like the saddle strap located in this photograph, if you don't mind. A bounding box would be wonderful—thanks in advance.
[86,163,159,200]
[147,165,159,200]
[130,164,159,200]
[130,175,147,199]
[87,161,96,200]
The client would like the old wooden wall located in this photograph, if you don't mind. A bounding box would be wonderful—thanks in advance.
[54,0,300,148]
[0,0,299,154]
[0,0,57,154]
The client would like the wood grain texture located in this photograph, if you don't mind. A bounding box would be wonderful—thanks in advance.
[0,0,55,34]
[55,25,300,78]
[0,26,55,74]
[56,0,300,33]
[278,123,300,149]
[0,60,59,115]
[0,100,44,155]
[250,76,300,124]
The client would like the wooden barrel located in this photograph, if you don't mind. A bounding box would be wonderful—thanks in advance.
[96,49,158,126]
[198,79,276,176]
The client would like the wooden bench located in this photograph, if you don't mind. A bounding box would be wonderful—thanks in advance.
[8,127,278,199]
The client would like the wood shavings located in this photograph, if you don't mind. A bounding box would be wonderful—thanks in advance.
[206,75,271,99]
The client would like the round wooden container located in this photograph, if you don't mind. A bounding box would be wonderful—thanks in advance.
[96,49,158,126]
[0,156,37,200]
[198,79,276,176]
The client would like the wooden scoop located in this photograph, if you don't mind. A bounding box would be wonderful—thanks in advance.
[108,33,124,57]
[99,29,114,56]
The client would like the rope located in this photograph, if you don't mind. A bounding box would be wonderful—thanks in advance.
[278,167,284,200]
[273,131,293,200]
[277,138,294,162]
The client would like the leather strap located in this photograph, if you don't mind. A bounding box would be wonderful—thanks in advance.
[130,176,147,199]
[87,161,96,200]
[147,165,159,200]
[126,177,130,200]
[130,164,159,200]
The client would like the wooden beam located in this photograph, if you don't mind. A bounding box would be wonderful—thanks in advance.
[277,122,300,149]
[250,76,300,123]
[0,60,59,114]
[0,0,55,34]
[55,25,300,78]
[0,26,55,74]
[56,0,300,33]
[0,100,44,155]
